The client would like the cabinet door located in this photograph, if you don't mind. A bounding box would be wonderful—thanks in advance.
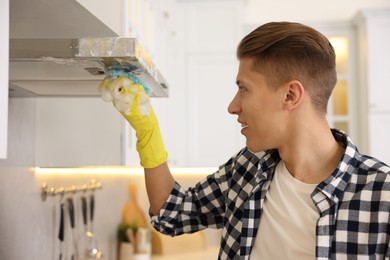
[181,1,245,167]
[0,0,9,159]
[364,12,390,112]
[187,54,244,167]
[355,9,390,154]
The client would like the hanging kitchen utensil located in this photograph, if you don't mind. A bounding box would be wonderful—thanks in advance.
[78,193,96,259]
[67,196,78,260]
[87,190,103,259]
[82,195,88,233]
[58,199,65,260]
[90,193,94,231]
[78,194,87,259]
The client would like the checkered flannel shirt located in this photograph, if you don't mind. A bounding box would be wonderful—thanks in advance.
[150,129,390,259]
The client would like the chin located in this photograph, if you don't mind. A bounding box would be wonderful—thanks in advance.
[246,141,270,153]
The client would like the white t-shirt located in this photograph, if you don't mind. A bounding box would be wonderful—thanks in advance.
[250,161,319,259]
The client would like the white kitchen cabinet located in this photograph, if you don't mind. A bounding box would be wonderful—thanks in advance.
[184,0,244,162]
[186,54,244,166]
[148,0,246,167]
[354,9,390,162]
[0,0,9,159]
[355,9,390,113]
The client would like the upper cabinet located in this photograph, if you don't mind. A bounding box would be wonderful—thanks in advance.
[354,9,390,113]
[0,0,9,159]
[140,0,246,167]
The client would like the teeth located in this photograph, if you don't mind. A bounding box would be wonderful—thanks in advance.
[241,124,248,129]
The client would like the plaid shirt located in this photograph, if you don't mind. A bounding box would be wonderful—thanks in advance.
[150,129,390,259]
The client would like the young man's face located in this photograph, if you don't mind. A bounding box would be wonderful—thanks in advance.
[228,57,287,152]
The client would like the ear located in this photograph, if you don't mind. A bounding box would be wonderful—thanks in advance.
[283,80,305,111]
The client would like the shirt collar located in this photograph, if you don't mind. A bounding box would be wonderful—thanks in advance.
[315,129,359,202]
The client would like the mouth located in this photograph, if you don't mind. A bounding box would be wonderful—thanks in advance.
[240,123,248,130]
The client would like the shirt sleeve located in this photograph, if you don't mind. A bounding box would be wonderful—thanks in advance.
[150,158,235,236]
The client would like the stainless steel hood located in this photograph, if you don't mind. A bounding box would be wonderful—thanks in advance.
[9,0,169,97]
[9,38,169,97]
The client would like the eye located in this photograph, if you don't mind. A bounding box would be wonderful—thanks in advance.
[118,86,123,92]
[238,85,246,92]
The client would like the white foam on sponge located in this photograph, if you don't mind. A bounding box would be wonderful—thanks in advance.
[100,76,150,117]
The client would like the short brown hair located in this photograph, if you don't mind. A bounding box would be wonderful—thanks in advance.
[237,21,337,114]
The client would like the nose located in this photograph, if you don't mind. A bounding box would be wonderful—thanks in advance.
[228,91,241,115]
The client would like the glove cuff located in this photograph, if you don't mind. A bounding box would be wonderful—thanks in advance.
[136,125,168,168]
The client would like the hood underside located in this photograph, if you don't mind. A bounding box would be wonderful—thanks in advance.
[9,38,169,97]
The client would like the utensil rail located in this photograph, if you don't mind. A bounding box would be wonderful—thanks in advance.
[41,179,102,201]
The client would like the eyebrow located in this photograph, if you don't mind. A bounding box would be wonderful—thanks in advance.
[236,79,247,86]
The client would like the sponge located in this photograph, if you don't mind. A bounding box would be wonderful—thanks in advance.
[106,66,152,95]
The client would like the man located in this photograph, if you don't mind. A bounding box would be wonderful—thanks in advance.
[100,22,390,259]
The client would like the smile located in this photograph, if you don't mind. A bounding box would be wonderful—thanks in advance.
[241,124,248,130]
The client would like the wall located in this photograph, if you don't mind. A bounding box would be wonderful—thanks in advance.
[0,98,217,260]
[34,97,123,167]
[0,98,146,260]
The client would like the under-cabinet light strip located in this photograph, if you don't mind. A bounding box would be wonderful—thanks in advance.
[34,167,218,176]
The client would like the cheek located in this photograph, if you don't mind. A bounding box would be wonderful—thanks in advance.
[245,99,265,120]
[247,101,276,134]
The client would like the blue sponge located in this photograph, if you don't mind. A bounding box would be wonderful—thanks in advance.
[108,67,151,94]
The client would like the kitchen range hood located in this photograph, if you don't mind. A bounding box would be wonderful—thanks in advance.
[9,0,169,97]
[9,38,169,97]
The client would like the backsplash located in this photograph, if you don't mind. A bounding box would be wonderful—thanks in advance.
[0,98,220,260]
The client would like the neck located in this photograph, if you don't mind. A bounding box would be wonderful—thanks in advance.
[278,125,345,184]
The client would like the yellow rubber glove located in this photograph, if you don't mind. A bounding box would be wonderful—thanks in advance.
[99,76,168,168]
